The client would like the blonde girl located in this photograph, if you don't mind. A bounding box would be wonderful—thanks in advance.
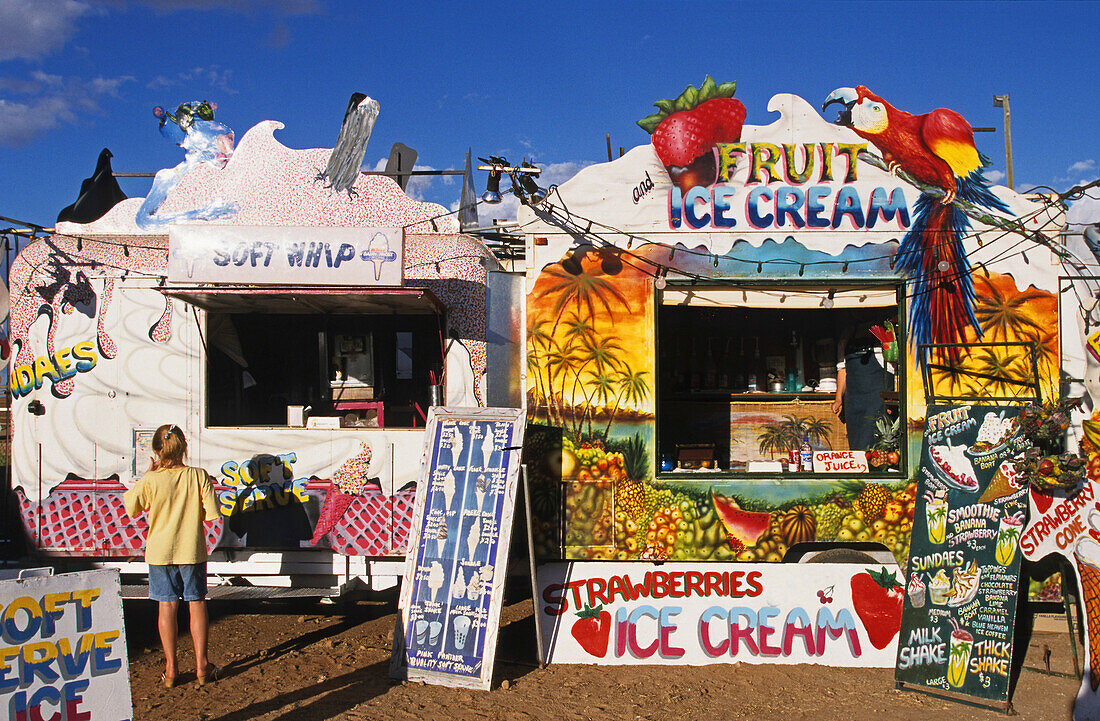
[123,424,220,687]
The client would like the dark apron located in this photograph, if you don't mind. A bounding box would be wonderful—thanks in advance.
[843,350,890,450]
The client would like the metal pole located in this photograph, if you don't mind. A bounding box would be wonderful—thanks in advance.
[520,464,546,668]
[993,94,1014,190]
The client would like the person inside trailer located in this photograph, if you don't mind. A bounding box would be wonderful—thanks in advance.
[832,313,896,451]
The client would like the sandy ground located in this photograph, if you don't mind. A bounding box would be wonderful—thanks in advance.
[123,586,1084,721]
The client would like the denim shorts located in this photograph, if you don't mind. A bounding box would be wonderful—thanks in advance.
[148,563,208,602]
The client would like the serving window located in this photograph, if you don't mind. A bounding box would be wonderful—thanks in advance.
[656,283,903,475]
[168,288,445,428]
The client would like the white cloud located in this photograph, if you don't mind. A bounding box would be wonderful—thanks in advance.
[0,0,91,61]
[132,0,320,12]
[0,73,134,147]
[367,157,453,201]
[1069,159,1097,174]
[475,160,595,224]
[146,65,236,94]
[984,169,1006,184]
[1068,196,1100,227]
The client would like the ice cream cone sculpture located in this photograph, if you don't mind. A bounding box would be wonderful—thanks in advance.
[1078,539,1100,692]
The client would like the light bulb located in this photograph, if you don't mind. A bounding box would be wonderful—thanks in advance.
[654,276,666,290]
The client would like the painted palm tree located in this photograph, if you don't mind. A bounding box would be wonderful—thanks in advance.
[567,334,625,436]
[542,262,631,340]
[973,280,1047,342]
[585,368,618,439]
[758,423,787,458]
[527,318,555,422]
[928,504,947,527]
[558,314,598,432]
[931,352,973,399]
[799,416,834,449]
[970,347,1027,398]
[542,343,574,428]
[602,366,651,440]
[1019,325,1059,400]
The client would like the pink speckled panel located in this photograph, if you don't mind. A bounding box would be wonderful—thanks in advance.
[58,121,460,236]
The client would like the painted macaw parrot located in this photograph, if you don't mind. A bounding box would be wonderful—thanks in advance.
[822,86,1008,361]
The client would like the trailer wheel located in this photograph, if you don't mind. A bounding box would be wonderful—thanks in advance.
[801,547,880,564]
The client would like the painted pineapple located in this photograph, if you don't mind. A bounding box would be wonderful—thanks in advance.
[857,482,891,523]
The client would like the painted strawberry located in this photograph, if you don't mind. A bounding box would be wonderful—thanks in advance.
[1031,487,1055,514]
[850,566,903,650]
[570,604,611,658]
[637,75,746,192]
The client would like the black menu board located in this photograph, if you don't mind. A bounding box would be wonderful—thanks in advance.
[895,404,1029,703]
[391,407,525,690]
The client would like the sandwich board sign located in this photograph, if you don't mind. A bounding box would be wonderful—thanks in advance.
[895,404,1029,706]
[0,568,132,720]
[390,406,525,689]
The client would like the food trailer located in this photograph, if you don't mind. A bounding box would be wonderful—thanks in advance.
[519,85,1071,571]
[8,116,521,590]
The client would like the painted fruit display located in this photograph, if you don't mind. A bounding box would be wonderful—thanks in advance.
[779,505,817,546]
[712,491,770,550]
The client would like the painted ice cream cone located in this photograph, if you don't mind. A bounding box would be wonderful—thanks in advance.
[366,234,392,281]
[467,519,480,558]
[442,469,456,508]
[1075,538,1100,691]
[427,561,445,602]
[450,569,467,600]
[451,428,464,464]
[475,473,488,508]
[435,524,448,558]
[481,433,495,467]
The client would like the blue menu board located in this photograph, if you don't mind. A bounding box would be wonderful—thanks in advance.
[391,407,525,690]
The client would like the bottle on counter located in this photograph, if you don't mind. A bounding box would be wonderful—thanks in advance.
[733,337,746,391]
[717,338,730,391]
[800,437,813,472]
[689,338,702,391]
[704,339,718,390]
[672,331,687,392]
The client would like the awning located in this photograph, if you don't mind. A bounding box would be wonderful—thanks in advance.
[162,286,444,315]
[661,285,899,309]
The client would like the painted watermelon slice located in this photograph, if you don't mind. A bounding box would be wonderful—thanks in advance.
[711,491,770,549]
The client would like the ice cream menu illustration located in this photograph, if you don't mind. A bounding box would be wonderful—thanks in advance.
[391,407,525,690]
[895,404,1029,703]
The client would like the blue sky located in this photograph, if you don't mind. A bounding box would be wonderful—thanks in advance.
[1,0,1098,233]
